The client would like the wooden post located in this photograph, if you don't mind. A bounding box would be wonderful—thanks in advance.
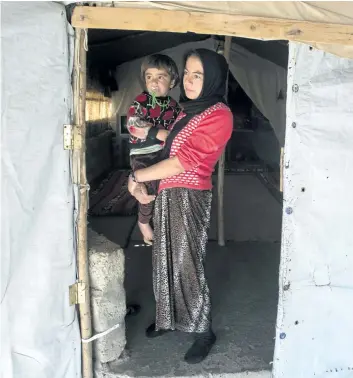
[74,28,93,378]
[217,36,232,247]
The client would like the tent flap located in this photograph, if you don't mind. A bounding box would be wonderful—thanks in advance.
[1,3,80,378]
[273,42,353,377]
[229,42,287,146]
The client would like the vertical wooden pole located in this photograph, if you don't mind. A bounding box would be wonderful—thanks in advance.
[74,28,93,378]
[217,36,232,247]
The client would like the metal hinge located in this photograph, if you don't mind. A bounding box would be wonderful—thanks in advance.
[69,281,86,306]
[64,124,82,150]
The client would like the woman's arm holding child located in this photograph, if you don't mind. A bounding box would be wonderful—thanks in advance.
[128,126,169,142]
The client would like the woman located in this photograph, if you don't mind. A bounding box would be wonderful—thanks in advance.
[128,49,233,364]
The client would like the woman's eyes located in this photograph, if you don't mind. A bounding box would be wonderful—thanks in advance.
[184,71,201,80]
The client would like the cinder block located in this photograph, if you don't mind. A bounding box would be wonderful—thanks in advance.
[88,228,126,364]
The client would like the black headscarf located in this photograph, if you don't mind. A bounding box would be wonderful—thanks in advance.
[179,49,229,114]
[162,48,229,156]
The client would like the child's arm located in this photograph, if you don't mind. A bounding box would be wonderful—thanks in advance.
[127,96,153,140]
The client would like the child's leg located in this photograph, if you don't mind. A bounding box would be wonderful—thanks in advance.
[138,210,154,244]
[138,194,155,224]
[130,153,160,244]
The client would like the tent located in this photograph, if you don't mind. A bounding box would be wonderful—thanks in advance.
[2,2,353,378]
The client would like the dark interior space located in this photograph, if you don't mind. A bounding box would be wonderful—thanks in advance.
[84,28,286,376]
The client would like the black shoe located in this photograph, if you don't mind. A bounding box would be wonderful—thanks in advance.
[146,323,170,338]
[184,329,216,364]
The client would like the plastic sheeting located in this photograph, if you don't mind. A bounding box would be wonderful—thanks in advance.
[112,38,286,146]
[273,43,353,377]
[1,3,81,378]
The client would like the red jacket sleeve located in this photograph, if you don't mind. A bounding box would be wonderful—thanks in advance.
[176,108,233,171]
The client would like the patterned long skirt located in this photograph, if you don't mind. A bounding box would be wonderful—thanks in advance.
[152,187,212,333]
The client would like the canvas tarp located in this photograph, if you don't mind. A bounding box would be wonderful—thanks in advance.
[86,1,353,60]
[274,42,353,377]
[113,37,286,146]
[1,2,81,378]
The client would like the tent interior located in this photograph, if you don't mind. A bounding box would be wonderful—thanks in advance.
[85,28,287,376]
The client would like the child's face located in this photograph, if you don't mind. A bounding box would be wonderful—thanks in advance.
[145,68,174,97]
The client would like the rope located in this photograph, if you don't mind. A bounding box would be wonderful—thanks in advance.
[81,321,122,344]
[79,183,90,194]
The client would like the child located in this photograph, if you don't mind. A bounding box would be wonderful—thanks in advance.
[127,54,181,245]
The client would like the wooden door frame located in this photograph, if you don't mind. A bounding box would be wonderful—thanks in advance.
[71,5,353,378]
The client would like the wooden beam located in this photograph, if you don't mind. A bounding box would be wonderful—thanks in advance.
[72,6,353,46]
[217,36,232,247]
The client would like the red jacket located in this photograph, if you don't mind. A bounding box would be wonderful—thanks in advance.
[159,103,233,193]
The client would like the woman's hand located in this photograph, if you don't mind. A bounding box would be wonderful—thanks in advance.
[156,129,169,142]
[128,175,155,204]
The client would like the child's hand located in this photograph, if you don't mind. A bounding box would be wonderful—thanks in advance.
[127,125,150,140]
[127,117,153,140]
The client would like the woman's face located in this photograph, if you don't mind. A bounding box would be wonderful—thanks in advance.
[183,55,204,100]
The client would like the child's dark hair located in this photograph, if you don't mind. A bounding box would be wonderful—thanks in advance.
[141,54,179,88]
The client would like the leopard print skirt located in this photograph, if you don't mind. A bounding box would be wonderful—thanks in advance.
[152,187,212,333]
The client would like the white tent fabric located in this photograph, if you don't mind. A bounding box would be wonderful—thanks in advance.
[229,43,287,146]
[2,3,353,378]
[109,1,353,25]
[92,1,353,60]
[1,3,81,378]
[112,38,286,146]
[274,42,353,377]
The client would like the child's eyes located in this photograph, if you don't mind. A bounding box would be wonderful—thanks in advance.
[145,75,166,81]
